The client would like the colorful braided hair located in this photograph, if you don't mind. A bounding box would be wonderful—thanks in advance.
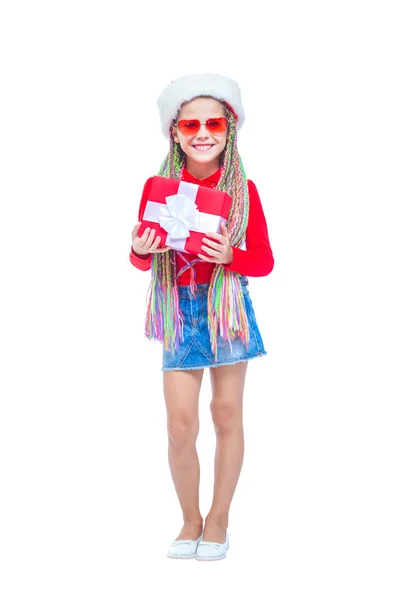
[145,100,250,359]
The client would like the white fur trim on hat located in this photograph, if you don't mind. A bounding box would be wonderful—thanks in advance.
[157,73,245,139]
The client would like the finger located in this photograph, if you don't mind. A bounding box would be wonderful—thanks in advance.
[200,244,220,258]
[147,235,162,252]
[138,227,151,243]
[132,222,141,236]
[197,253,214,262]
[201,237,224,250]
[220,221,230,235]
[131,223,142,242]
[206,231,230,243]
[142,228,157,248]
[220,223,231,241]
[205,231,224,242]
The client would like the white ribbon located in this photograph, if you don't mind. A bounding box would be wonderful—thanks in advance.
[143,181,224,252]
[159,194,200,240]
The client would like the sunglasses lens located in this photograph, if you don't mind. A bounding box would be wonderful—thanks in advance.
[177,120,200,135]
[176,117,228,136]
[206,117,228,134]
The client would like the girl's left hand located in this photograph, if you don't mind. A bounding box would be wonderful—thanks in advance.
[198,222,233,265]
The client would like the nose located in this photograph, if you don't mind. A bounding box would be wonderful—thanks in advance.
[195,122,210,139]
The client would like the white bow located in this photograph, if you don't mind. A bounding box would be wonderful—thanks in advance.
[158,194,200,240]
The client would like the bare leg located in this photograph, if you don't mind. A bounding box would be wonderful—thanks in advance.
[163,369,204,540]
[203,361,248,543]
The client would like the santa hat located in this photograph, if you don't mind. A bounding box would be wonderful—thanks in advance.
[157,73,245,139]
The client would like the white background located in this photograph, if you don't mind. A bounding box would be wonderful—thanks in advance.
[1,0,399,598]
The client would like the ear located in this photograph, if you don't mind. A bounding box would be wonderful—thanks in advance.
[171,124,179,144]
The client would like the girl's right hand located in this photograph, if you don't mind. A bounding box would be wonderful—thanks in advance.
[131,223,171,255]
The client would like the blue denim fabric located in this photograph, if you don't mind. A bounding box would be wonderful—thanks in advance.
[162,276,267,371]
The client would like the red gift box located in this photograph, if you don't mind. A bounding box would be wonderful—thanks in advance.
[137,176,232,254]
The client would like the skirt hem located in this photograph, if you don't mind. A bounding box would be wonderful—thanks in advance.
[161,350,267,372]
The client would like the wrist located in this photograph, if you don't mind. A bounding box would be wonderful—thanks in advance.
[131,245,150,258]
[223,246,234,265]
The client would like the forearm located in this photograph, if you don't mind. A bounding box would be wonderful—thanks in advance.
[222,245,274,277]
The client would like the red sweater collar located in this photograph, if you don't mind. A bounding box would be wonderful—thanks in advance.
[181,166,221,185]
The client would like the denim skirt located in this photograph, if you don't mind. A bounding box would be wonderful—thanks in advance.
[162,276,267,371]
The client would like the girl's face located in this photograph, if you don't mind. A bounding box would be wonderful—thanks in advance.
[172,97,228,174]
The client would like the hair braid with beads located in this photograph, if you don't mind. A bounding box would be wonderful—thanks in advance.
[145,101,250,358]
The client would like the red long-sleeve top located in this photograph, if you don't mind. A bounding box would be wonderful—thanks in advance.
[129,167,274,285]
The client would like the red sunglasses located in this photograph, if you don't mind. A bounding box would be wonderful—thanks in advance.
[175,117,228,137]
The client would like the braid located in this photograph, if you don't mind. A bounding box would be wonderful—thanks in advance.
[207,110,250,357]
[145,136,184,351]
[145,105,250,358]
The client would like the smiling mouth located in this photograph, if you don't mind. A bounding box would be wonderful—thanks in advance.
[192,144,214,152]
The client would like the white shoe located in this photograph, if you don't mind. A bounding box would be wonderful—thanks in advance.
[167,533,203,559]
[195,530,229,561]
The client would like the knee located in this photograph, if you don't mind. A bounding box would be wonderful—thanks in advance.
[210,399,242,435]
[167,415,199,450]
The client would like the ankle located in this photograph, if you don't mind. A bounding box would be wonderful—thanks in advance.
[204,513,228,529]
[183,515,203,527]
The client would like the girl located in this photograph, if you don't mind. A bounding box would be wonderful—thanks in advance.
[129,73,274,561]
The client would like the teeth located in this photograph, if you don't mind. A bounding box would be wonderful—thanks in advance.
[194,145,212,151]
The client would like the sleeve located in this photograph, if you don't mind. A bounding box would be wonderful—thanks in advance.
[222,180,275,277]
[129,177,153,272]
